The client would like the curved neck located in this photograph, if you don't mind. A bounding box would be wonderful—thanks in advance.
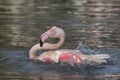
[29,44,41,59]
[49,36,65,49]
[29,35,65,60]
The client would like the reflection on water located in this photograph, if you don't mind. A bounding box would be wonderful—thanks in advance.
[0,0,120,80]
[0,0,120,48]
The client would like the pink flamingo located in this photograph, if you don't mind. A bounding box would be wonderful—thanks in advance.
[29,26,110,64]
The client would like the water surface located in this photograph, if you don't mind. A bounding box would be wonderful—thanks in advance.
[0,0,120,80]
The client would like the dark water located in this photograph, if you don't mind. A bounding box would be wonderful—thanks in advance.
[0,0,120,80]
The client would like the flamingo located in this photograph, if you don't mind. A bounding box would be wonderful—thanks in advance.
[29,26,110,64]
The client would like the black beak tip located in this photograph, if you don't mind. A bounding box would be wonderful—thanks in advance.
[40,39,43,47]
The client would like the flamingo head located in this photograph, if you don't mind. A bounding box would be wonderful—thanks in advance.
[40,26,65,47]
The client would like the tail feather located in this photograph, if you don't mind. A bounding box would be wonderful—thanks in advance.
[87,54,111,64]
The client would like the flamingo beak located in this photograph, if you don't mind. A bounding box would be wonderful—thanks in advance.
[39,38,43,47]
[39,31,51,47]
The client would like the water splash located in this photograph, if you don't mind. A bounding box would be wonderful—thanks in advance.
[75,42,103,55]
[75,42,114,66]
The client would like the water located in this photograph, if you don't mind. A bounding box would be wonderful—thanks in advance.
[0,0,120,80]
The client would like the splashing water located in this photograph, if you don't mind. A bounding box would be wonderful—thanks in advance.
[75,42,113,66]
[75,42,102,55]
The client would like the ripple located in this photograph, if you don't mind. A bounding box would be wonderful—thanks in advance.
[0,56,6,62]
[0,54,9,67]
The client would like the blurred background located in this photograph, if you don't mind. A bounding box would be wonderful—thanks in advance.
[0,0,120,49]
[0,0,120,80]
